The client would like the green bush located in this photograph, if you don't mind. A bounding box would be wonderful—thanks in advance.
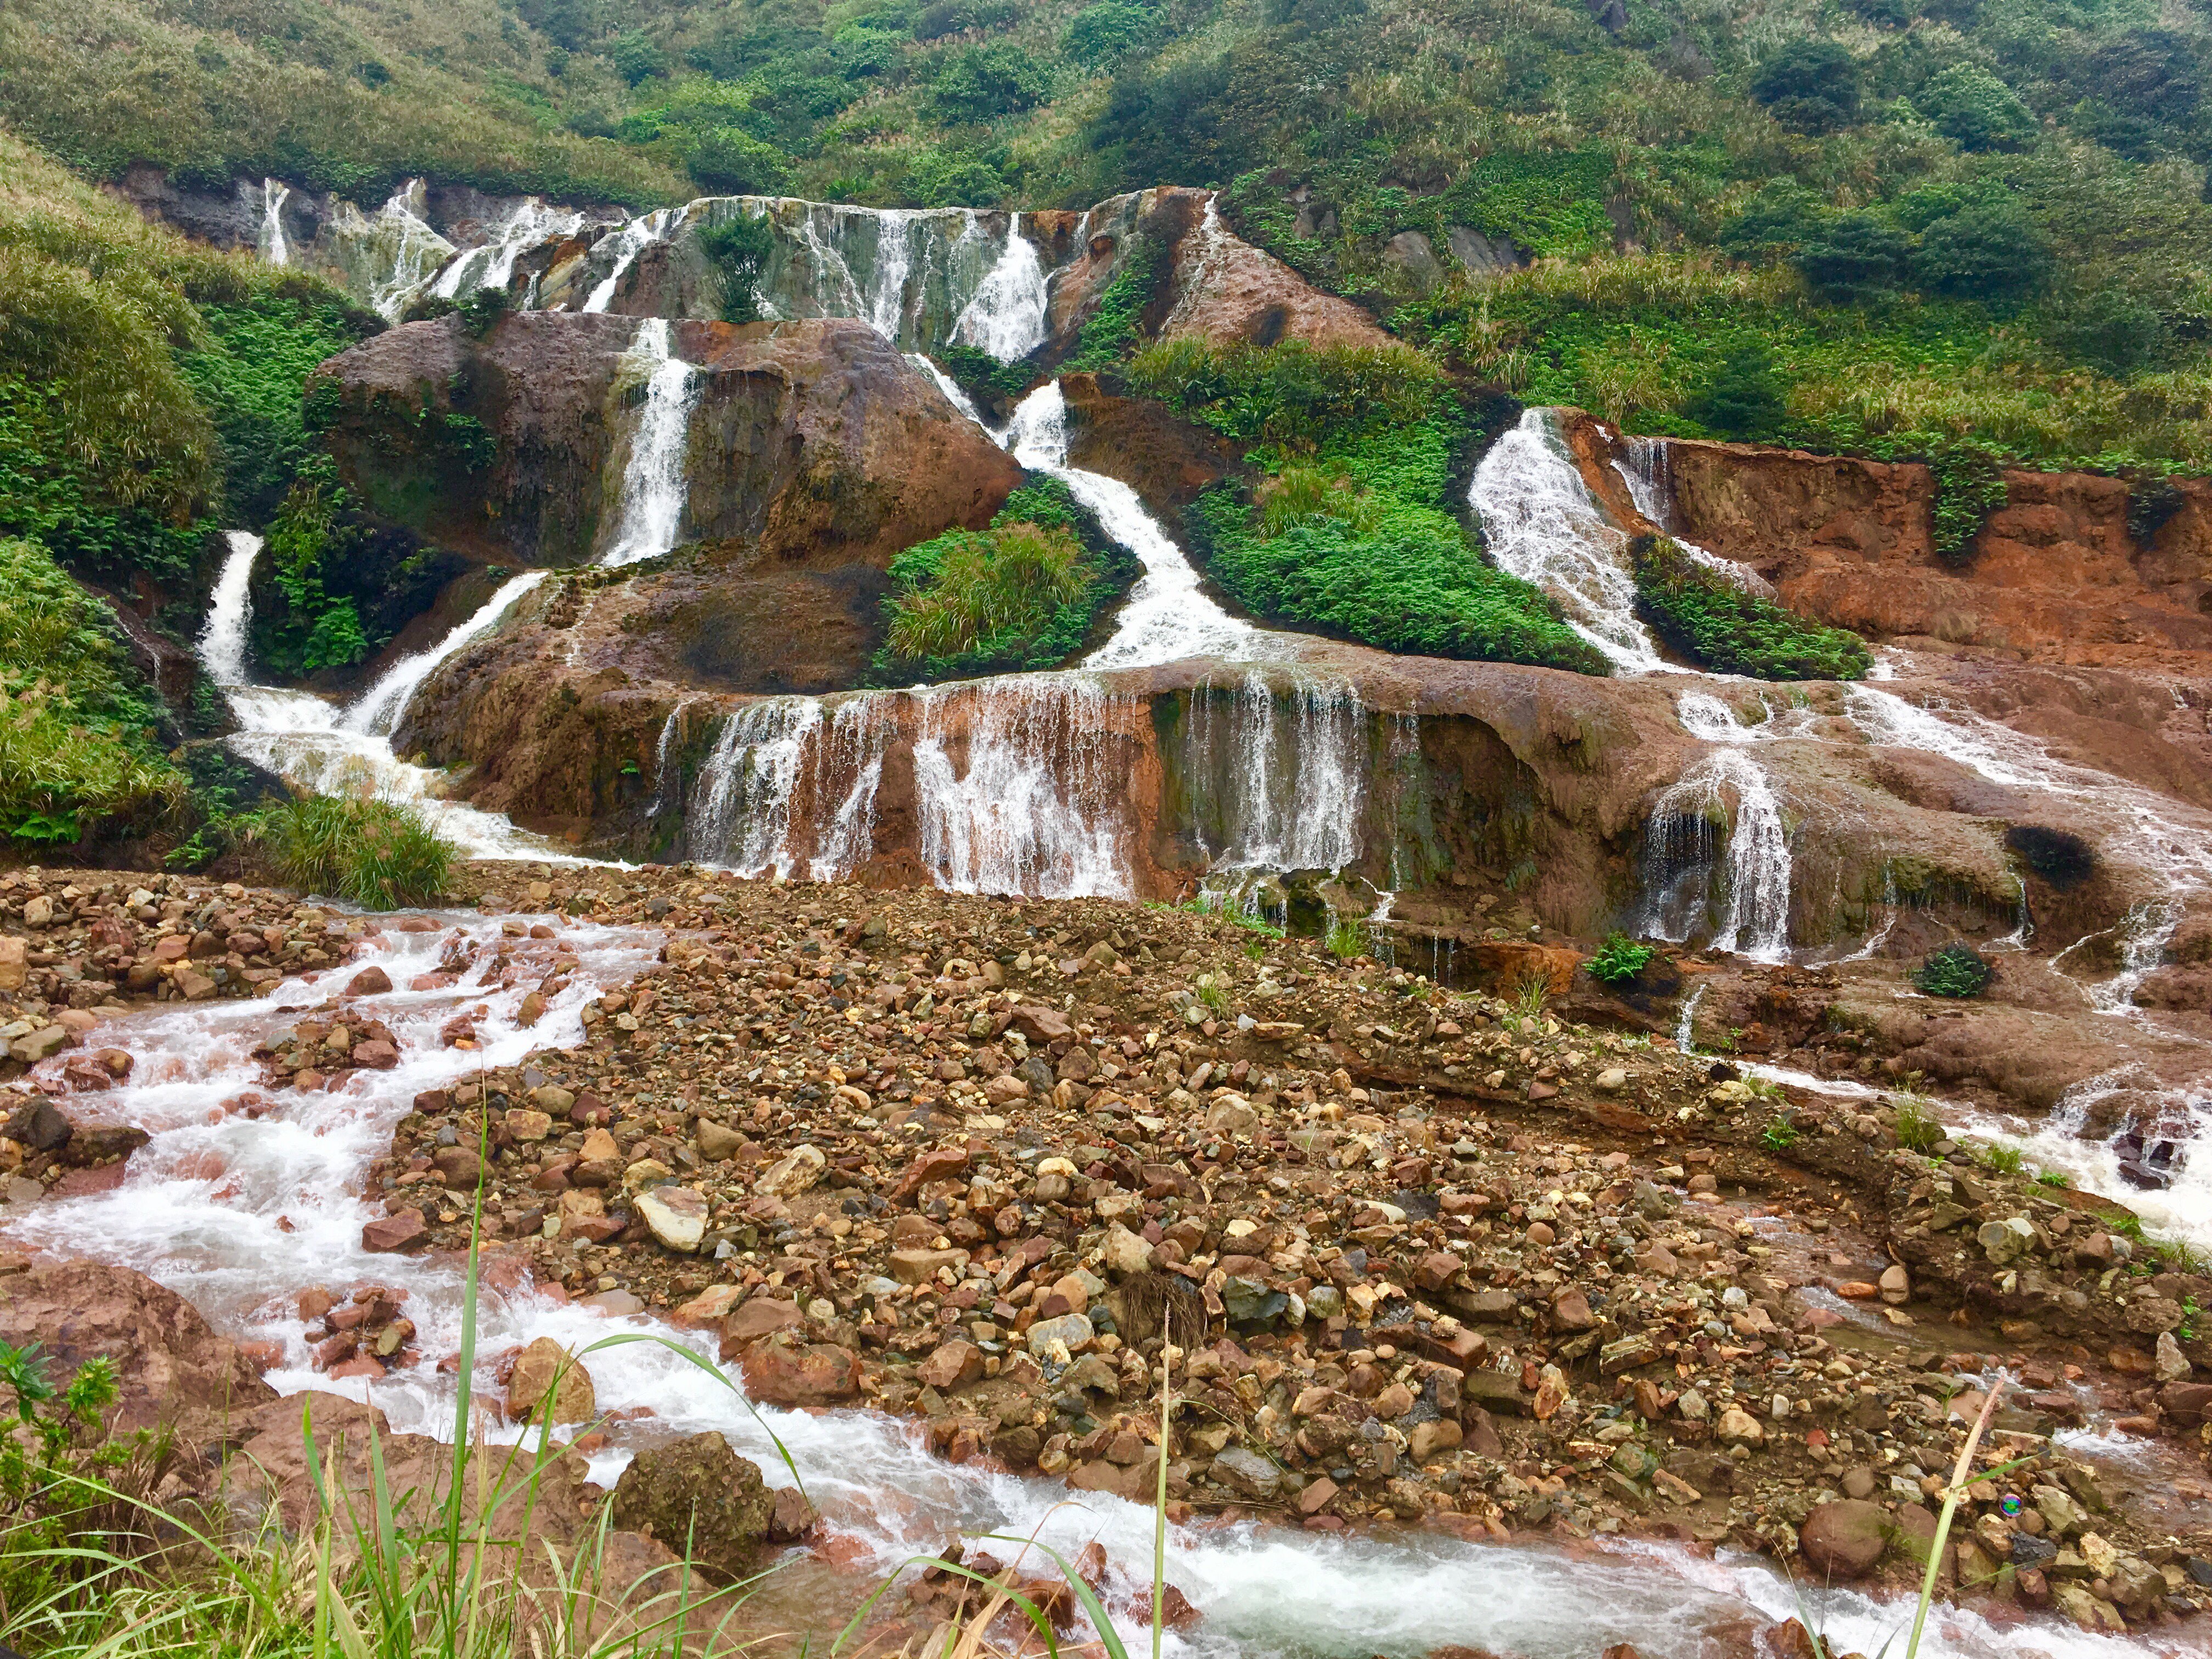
[1632,534,1871,680]
[1126,339,1449,447]
[1917,63,2039,153]
[697,213,776,325]
[875,477,1134,679]
[1587,933,1656,984]
[1911,204,2055,302]
[1793,213,1911,304]
[1682,342,1787,441]
[1912,942,1993,998]
[1750,40,1864,134]
[1065,3,1163,67]
[686,127,794,195]
[0,538,188,845]
[245,794,455,909]
[929,43,1053,121]
[1063,235,1165,372]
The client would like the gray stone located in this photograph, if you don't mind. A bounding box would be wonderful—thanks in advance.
[1209,1446,1281,1500]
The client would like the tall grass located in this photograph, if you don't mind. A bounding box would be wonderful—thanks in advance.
[242,794,456,910]
[884,523,1093,662]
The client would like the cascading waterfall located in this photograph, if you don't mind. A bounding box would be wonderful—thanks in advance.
[257,180,290,266]
[1641,693,1793,962]
[343,572,551,738]
[690,699,828,879]
[1610,436,1778,599]
[196,535,572,860]
[599,319,698,567]
[1846,683,2212,1013]
[1180,672,1368,874]
[432,198,584,303]
[1470,409,1666,673]
[1002,382,1274,670]
[330,180,458,324]
[913,677,1133,898]
[583,207,681,313]
[952,211,1049,363]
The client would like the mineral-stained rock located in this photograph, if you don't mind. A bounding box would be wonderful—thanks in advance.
[506,1338,596,1424]
[1801,1499,1891,1579]
[634,1186,707,1252]
[611,1431,776,1583]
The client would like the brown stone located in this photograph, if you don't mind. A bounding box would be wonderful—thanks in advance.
[363,1210,428,1252]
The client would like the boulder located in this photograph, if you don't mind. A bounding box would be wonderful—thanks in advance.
[0,1261,276,1431]
[736,1336,860,1406]
[1800,1499,1891,1579]
[610,1432,776,1583]
[505,1338,595,1424]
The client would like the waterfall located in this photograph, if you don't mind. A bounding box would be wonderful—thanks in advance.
[583,207,681,313]
[691,699,826,879]
[1180,672,1368,873]
[1001,382,1273,670]
[257,180,290,266]
[1161,195,1237,337]
[953,212,1049,363]
[199,529,260,686]
[600,320,698,567]
[1610,436,1778,599]
[326,180,459,324]
[432,198,585,303]
[194,534,572,859]
[908,353,985,424]
[343,571,550,737]
[913,677,1133,898]
[1641,693,1793,962]
[1847,682,2212,1013]
[1470,409,1666,673]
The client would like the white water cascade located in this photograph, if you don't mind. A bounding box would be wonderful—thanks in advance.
[599,319,698,567]
[583,206,681,314]
[953,211,1050,363]
[1002,382,1275,671]
[1641,693,1794,962]
[198,533,572,861]
[332,180,459,324]
[432,198,585,304]
[2,906,2178,1659]
[1181,672,1369,875]
[257,179,290,266]
[1469,409,1665,673]
[1610,436,1778,599]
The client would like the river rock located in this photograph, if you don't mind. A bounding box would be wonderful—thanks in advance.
[1801,1499,1890,1579]
[754,1144,826,1197]
[610,1431,775,1583]
[3,1098,73,1153]
[505,1337,595,1424]
[363,1210,429,1252]
[635,1185,707,1252]
[1209,1446,1282,1500]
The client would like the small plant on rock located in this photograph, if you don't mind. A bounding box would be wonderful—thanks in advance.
[2034,1169,2071,1189]
[243,793,455,910]
[1760,1114,1799,1151]
[1587,932,1656,985]
[1893,1096,1945,1152]
[1324,917,1365,961]
[1913,942,1992,998]
[1980,1143,2024,1176]
[1511,971,1550,1018]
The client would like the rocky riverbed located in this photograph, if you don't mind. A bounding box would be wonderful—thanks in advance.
[2,859,2209,1654]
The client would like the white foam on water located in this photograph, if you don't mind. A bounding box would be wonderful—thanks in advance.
[1000,382,1276,672]
[582,207,681,313]
[432,197,585,302]
[599,318,698,566]
[1610,435,1779,599]
[257,180,290,266]
[343,572,551,738]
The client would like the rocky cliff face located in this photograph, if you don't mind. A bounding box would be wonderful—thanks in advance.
[313,311,1020,570]
[1566,416,2212,665]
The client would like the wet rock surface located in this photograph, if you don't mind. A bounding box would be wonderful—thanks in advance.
[5,863,2203,1648]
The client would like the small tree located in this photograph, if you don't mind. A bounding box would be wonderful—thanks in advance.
[1684,342,1788,441]
[1751,40,1865,134]
[1793,211,1910,303]
[697,213,776,325]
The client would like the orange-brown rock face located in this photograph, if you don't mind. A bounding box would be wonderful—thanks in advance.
[313,312,1020,569]
[1564,414,2212,665]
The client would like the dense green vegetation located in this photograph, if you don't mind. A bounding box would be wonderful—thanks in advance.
[0,539,187,847]
[874,478,1136,680]
[1632,533,1872,681]
[243,793,456,908]
[1914,941,1994,998]
[1136,340,1609,673]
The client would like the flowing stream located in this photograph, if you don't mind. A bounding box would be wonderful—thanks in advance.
[3,898,2180,1659]
[600,319,699,567]
[198,533,576,862]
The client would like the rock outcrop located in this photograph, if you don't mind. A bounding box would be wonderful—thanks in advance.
[314,312,1020,570]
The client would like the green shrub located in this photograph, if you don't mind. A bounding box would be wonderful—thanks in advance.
[1682,342,1787,441]
[1631,534,1871,680]
[1063,235,1165,372]
[875,477,1133,679]
[686,127,794,195]
[1065,3,1163,66]
[1917,63,2039,153]
[1893,1096,1946,1150]
[1127,338,1449,447]
[697,213,776,325]
[1913,942,1993,998]
[0,538,188,844]
[1750,40,1864,134]
[245,794,455,909]
[929,42,1053,121]
[1911,204,2054,301]
[1760,1115,1799,1152]
[1587,932,1656,984]
[1793,213,1912,304]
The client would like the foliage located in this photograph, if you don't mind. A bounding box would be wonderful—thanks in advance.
[1917,64,2038,153]
[1893,1096,1946,1152]
[1682,342,1786,441]
[242,794,455,909]
[1981,1143,2024,1175]
[1914,942,1994,998]
[261,481,373,675]
[1760,1115,1799,1152]
[1750,40,1863,135]
[1325,917,1365,961]
[0,1340,147,1629]
[875,477,1135,680]
[0,538,188,846]
[1632,535,1871,681]
[1128,340,1449,447]
[1586,933,1656,985]
[697,213,777,325]
[1062,235,1165,373]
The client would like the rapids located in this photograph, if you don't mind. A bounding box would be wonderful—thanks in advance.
[7,917,2185,1659]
